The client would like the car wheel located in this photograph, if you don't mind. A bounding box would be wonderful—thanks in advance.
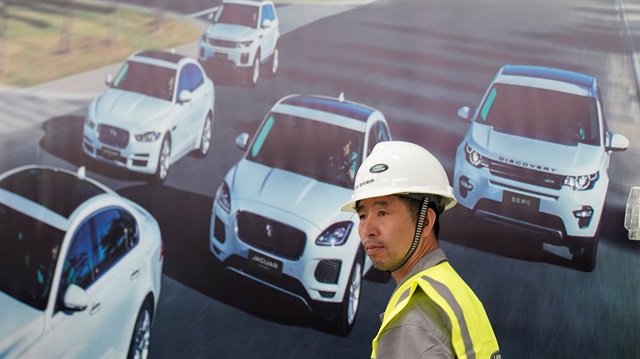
[333,250,363,336]
[195,113,212,158]
[570,234,599,272]
[246,52,260,88]
[127,302,152,359]
[152,135,171,184]
[264,44,279,78]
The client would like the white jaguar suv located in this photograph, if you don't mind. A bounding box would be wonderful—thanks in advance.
[209,93,391,335]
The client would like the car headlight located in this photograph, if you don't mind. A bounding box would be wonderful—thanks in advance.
[315,221,353,246]
[85,114,95,129]
[465,144,487,168]
[564,172,599,191]
[135,131,162,142]
[216,181,231,213]
[236,40,253,48]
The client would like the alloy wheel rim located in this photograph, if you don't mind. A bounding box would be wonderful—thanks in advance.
[347,262,362,324]
[133,310,151,359]
[159,138,170,179]
[201,117,211,154]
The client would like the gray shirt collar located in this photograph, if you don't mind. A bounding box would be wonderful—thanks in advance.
[396,248,448,289]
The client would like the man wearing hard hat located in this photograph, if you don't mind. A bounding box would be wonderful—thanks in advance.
[341,141,501,359]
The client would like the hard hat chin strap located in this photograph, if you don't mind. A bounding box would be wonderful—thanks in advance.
[388,197,429,273]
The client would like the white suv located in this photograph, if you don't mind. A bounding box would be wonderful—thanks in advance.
[198,0,280,88]
[0,165,163,358]
[453,65,629,271]
[209,94,391,335]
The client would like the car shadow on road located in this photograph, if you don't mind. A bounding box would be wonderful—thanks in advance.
[119,183,350,337]
[442,202,636,272]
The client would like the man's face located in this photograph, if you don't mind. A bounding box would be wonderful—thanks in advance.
[356,195,416,271]
[343,140,352,156]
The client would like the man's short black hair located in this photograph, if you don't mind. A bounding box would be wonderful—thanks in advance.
[397,195,441,239]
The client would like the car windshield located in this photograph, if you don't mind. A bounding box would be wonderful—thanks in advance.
[477,83,600,146]
[247,113,363,189]
[0,204,65,311]
[216,3,259,28]
[112,60,176,101]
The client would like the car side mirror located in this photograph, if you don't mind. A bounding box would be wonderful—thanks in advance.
[262,19,272,28]
[208,11,216,22]
[457,106,471,122]
[236,133,249,151]
[105,74,113,87]
[178,90,193,104]
[63,284,88,312]
[607,133,629,152]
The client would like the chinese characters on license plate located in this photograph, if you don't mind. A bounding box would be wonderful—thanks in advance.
[503,190,540,212]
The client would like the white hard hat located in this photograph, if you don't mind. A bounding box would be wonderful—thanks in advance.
[341,141,457,213]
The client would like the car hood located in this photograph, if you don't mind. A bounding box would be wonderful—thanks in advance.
[229,160,354,228]
[205,23,257,42]
[0,292,44,357]
[470,123,604,175]
[93,89,172,131]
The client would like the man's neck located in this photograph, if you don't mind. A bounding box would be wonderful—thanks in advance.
[390,238,439,285]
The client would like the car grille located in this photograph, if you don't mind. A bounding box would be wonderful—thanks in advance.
[488,160,564,190]
[207,38,236,48]
[236,211,306,261]
[315,260,341,284]
[98,125,129,149]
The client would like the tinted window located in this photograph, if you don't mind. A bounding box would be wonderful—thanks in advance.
[367,122,389,156]
[186,63,204,90]
[0,204,65,310]
[263,5,275,22]
[94,209,137,276]
[216,4,259,28]
[248,113,362,189]
[62,221,95,291]
[177,67,190,98]
[113,61,176,101]
[478,83,600,146]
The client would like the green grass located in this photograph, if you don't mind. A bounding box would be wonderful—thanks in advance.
[0,0,203,87]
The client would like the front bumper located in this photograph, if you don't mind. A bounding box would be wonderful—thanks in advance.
[453,149,607,240]
[208,199,357,314]
[83,127,160,175]
[198,40,256,71]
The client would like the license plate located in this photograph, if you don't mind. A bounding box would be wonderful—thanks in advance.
[215,52,227,60]
[503,191,540,212]
[101,147,120,159]
[248,250,282,279]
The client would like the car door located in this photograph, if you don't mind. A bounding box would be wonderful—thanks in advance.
[89,208,142,356]
[51,208,141,357]
[185,63,209,150]
[50,219,106,358]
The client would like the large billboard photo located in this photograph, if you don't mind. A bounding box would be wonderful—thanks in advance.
[1,0,639,358]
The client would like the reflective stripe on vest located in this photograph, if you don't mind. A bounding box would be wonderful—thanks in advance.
[371,262,500,359]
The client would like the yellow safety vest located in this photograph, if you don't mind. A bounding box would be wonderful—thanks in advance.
[372,262,500,359]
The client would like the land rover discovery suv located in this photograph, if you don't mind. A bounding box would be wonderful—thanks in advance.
[198,0,280,88]
[453,64,629,271]
[209,93,391,335]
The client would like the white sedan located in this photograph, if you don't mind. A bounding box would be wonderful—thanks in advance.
[83,50,215,183]
[0,165,163,358]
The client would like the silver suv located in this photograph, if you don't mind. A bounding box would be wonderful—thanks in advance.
[198,0,280,88]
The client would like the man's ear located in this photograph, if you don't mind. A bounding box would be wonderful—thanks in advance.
[421,207,438,240]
